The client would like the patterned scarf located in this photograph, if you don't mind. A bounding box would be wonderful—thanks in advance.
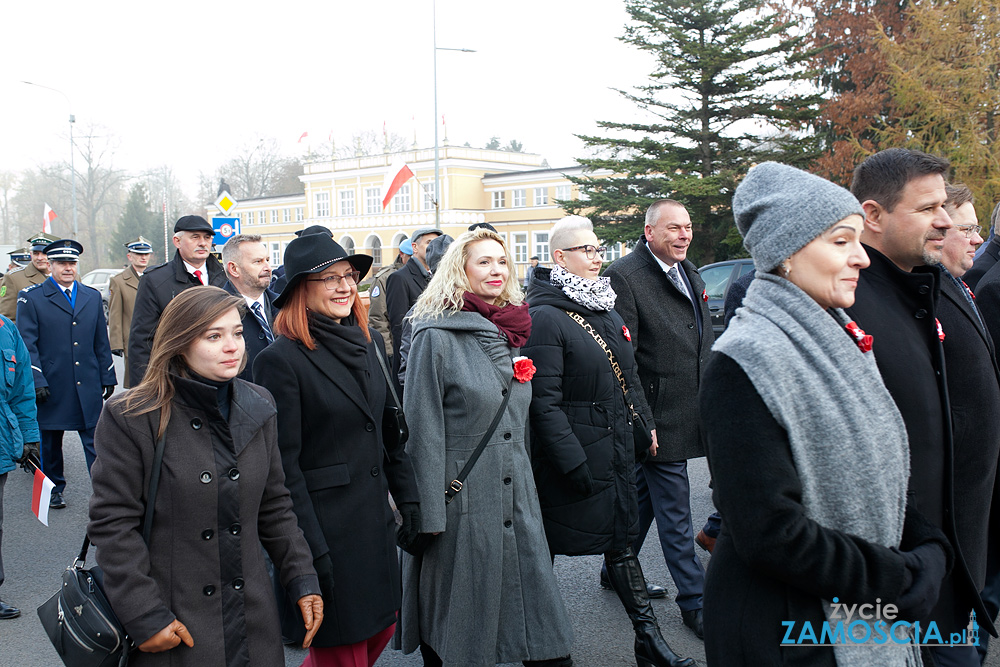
[549,265,617,312]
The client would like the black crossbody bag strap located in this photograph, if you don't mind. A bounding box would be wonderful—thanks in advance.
[445,376,515,504]
[373,339,402,412]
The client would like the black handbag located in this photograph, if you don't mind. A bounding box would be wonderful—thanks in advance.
[37,433,166,667]
[373,341,408,448]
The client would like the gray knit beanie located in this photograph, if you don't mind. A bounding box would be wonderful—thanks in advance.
[733,162,864,272]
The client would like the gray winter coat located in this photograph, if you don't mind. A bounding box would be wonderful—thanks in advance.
[399,311,573,666]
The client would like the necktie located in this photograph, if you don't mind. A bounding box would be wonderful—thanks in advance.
[251,302,274,344]
[64,288,72,301]
[193,269,204,285]
[667,265,690,301]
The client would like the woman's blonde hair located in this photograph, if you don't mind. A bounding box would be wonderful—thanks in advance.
[123,286,246,438]
[412,228,523,319]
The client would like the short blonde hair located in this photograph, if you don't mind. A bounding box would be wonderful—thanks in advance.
[549,215,594,256]
[412,228,523,319]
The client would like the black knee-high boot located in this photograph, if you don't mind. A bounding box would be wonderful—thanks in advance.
[603,548,695,667]
[420,643,443,667]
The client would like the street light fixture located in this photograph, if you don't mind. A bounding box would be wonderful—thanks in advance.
[433,0,475,228]
[22,81,78,238]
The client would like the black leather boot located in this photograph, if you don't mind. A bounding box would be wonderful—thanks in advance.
[523,657,573,666]
[604,549,695,667]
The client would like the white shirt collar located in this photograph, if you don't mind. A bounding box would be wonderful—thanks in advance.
[242,292,267,313]
[183,260,207,284]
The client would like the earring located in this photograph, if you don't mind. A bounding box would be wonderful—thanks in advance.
[780,262,791,278]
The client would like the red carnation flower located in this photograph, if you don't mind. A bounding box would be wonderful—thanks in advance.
[845,321,874,354]
[512,356,536,383]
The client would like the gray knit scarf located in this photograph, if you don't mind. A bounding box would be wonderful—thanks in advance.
[714,272,918,667]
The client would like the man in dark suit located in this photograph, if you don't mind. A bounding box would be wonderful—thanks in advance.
[221,234,277,382]
[128,215,226,385]
[963,201,1000,290]
[16,239,115,509]
[386,227,441,382]
[847,150,996,666]
[603,200,713,640]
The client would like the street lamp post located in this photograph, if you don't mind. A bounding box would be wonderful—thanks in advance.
[22,81,78,238]
[432,0,474,228]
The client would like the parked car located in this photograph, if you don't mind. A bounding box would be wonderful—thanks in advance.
[81,268,123,319]
[698,258,755,335]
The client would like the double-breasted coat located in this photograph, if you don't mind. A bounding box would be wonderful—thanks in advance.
[128,252,226,386]
[0,262,46,321]
[108,265,141,388]
[16,279,115,430]
[604,241,714,462]
[253,324,419,647]
[522,269,653,556]
[87,377,320,667]
[222,282,278,383]
[399,311,573,666]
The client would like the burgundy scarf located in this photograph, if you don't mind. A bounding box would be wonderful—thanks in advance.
[461,291,532,348]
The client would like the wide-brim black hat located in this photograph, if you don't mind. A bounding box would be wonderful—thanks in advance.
[273,234,374,308]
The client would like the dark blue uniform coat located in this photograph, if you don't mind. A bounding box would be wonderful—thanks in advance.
[222,282,278,383]
[16,279,115,430]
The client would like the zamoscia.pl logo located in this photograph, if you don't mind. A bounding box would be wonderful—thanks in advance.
[780,598,979,647]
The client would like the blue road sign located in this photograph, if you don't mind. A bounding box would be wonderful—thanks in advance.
[212,217,241,247]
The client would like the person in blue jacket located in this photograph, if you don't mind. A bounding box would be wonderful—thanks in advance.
[16,239,115,510]
[0,313,41,620]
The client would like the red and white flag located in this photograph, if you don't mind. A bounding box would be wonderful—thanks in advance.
[42,204,56,234]
[297,131,308,143]
[31,467,55,526]
[382,161,415,210]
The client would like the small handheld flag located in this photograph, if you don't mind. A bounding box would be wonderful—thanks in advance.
[30,464,55,526]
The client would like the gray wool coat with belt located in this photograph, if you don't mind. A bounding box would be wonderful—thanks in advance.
[88,377,319,667]
[399,311,573,666]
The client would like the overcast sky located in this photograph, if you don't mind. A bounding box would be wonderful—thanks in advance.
[1,0,653,197]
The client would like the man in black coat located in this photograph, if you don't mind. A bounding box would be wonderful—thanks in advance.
[386,227,441,382]
[128,216,226,386]
[603,200,714,640]
[220,234,277,382]
[846,149,996,665]
[963,201,1000,290]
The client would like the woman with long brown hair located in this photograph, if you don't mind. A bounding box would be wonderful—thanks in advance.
[88,285,323,666]
[254,234,420,667]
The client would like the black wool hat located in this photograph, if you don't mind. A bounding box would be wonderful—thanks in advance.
[173,215,214,234]
[273,233,374,308]
[295,225,333,238]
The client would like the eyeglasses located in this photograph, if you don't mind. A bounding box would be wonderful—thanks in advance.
[955,224,982,239]
[306,271,361,289]
[560,245,608,260]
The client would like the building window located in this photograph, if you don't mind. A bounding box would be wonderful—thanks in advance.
[605,241,623,262]
[270,242,281,266]
[283,208,291,223]
[364,187,381,215]
[555,184,571,201]
[295,207,304,221]
[534,232,550,262]
[315,192,330,217]
[371,236,382,266]
[392,184,411,213]
[422,183,435,211]
[342,237,355,253]
[247,211,255,225]
[269,210,277,224]
[492,191,505,209]
[513,189,526,208]
[513,233,528,263]
[340,190,356,216]
[533,187,549,206]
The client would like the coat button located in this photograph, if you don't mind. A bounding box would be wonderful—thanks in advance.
[229,523,241,535]
[191,418,202,429]
[228,468,240,480]
[918,285,930,294]
[258,332,266,340]
[74,361,79,366]
[77,381,81,385]
[504,519,512,528]
[365,422,374,432]
[73,341,78,346]
[688,323,695,329]
[200,471,212,484]
[72,321,77,326]
[503,432,512,440]
[371,466,380,477]
[504,477,512,485]
[915,309,928,319]
[202,529,214,540]
[501,388,508,396]
[203,585,215,596]
[232,578,245,590]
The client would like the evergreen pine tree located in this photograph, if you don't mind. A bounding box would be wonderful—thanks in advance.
[111,183,167,267]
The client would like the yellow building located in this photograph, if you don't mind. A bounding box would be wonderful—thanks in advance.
[212,146,619,283]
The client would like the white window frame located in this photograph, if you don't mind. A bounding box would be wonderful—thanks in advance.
[270,242,281,266]
[315,192,330,218]
[555,184,571,201]
[283,208,291,223]
[270,210,278,224]
[247,210,255,225]
[533,187,549,206]
[422,183,435,211]
[392,184,411,213]
[369,235,383,266]
[512,189,526,208]
[340,190,356,216]
[533,231,550,262]
[364,187,381,215]
[513,233,528,263]
[295,207,304,221]
[492,191,505,209]
[605,241,623,262]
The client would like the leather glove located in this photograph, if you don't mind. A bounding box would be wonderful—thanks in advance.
[16,442,40,472]
[35,387,50,404]
[111,349,123,357]
[313,553,336,599]
[397,502,421,550]
[894,543,947,621]
[566,462,594,497]
[102,386,115,400]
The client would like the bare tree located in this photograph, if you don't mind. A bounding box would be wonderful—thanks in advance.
[334,130,409,158]
[218,136,293,199]
[0,172,19,245]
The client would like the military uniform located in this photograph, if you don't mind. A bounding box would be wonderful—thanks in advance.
[107,266,141,388]
[368,256,405,355]
[0,265,47,321]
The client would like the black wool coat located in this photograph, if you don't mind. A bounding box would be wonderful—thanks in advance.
[222,282,279,383]
[385,259,429,380]
[700,355,951,667]
[522,270,653,556]
[128,251,227,385]
[964,234,1000,291]
[253,325,419,647]
[604,241,714,462]
[845,246,994,636]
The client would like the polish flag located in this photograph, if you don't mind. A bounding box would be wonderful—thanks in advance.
[382,161,415,210]
[31,467,55,526]
[42,204,56,234]
[297,131,308,143]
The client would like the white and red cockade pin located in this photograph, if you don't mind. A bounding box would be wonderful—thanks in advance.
[702,289,708,302]
[935,318,946,341]
[622,325,631,342]
[845,321,874,353]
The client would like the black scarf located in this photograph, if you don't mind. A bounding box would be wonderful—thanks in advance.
[309,312,370,398]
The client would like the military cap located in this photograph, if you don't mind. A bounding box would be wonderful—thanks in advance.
[44,239,84,261]
[126,236,153,254]
[8,248,30,266]
[27,232,59,252]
